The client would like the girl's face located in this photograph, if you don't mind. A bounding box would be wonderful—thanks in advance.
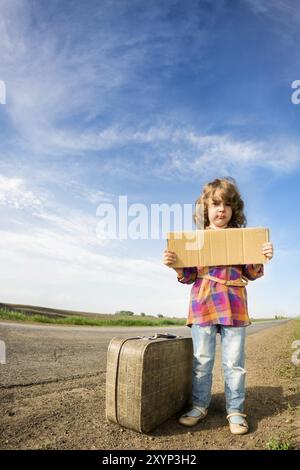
[207,193,232,229]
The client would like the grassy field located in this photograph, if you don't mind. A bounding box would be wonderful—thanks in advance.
[0,302,292,327]
[277,317,300,380]
[0,303,186,327]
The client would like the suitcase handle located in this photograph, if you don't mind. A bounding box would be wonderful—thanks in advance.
[139,333,179,340]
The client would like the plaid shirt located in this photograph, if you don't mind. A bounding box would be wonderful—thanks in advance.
[178,264,264,327]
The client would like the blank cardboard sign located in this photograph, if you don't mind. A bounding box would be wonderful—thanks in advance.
[167,227,269,267]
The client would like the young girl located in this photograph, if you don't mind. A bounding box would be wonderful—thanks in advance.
[163,177,273,435]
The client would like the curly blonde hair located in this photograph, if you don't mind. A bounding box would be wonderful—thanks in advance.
[193,177,247,229]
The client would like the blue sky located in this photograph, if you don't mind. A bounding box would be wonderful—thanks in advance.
[0,0,299,318]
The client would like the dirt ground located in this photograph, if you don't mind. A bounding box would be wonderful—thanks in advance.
[0,321,299,450]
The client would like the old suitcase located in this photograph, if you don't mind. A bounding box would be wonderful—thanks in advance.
[106,334,193,433]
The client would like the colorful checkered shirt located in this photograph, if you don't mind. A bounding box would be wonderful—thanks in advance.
[178,264,264,327]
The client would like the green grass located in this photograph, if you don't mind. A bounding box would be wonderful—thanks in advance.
[271,318,300,451]
[276,318,300,380]
[250,317,290,322]
[291,317,300,342]
[0,307,186,327]
[266,437,291,450]
[1,303,297,328]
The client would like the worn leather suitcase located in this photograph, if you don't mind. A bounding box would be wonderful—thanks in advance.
[106,334,193,433]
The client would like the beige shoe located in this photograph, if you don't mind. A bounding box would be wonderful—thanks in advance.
[226,412,249,435]
[179,406,208,427]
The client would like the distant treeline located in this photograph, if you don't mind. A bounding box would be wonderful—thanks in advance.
[115,310,164,318]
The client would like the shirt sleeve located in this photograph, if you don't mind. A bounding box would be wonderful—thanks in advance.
[242,264,264,281]
[177,267,198,284]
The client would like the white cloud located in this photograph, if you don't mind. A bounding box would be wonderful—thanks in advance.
[0,228,161,279]
[243,0,300,43]
[0,0,210,156]
[0,3,135,154]
[0,0,299,183]
[0,225,175,315]
[79,189,114,205]
[0,174,43,209]
[147,130,300,179]
[38,125,300,178]
[244,0,296,17]
[0,172,174,314]
[183,133,300,173]
[0,172,167,303]
[0,173,115,249]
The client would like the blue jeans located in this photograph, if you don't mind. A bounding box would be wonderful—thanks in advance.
[191,324,246,414]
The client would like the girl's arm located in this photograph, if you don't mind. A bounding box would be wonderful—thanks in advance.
[242,242,273,280]
[242,264,264,280]
[162,250,198,284]
[177,267,198,284]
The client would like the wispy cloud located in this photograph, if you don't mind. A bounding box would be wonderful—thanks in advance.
[0,174,43,209]
[0,173,174,314]
[0,227,163,280]
[0,0,211,156]
[0,223,175,314]
[0,174,113,247]
[1,0,299,182]
[0,173,171,309]
[244,0,298,18]
[77,127,300,180]
[243,0,300,43]
[168,132,300,175]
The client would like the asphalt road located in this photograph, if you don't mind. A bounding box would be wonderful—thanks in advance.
[0,320,289,388]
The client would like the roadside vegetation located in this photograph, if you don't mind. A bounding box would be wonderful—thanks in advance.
[0,306,186,327]
[276,317,300,380]
[265,317,300,450]
[0,302,294,328]
[266,437,291,450]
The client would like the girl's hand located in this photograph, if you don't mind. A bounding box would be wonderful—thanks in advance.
[163,250,183,276]
[162,249,177,267]
[262,242,274,261]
